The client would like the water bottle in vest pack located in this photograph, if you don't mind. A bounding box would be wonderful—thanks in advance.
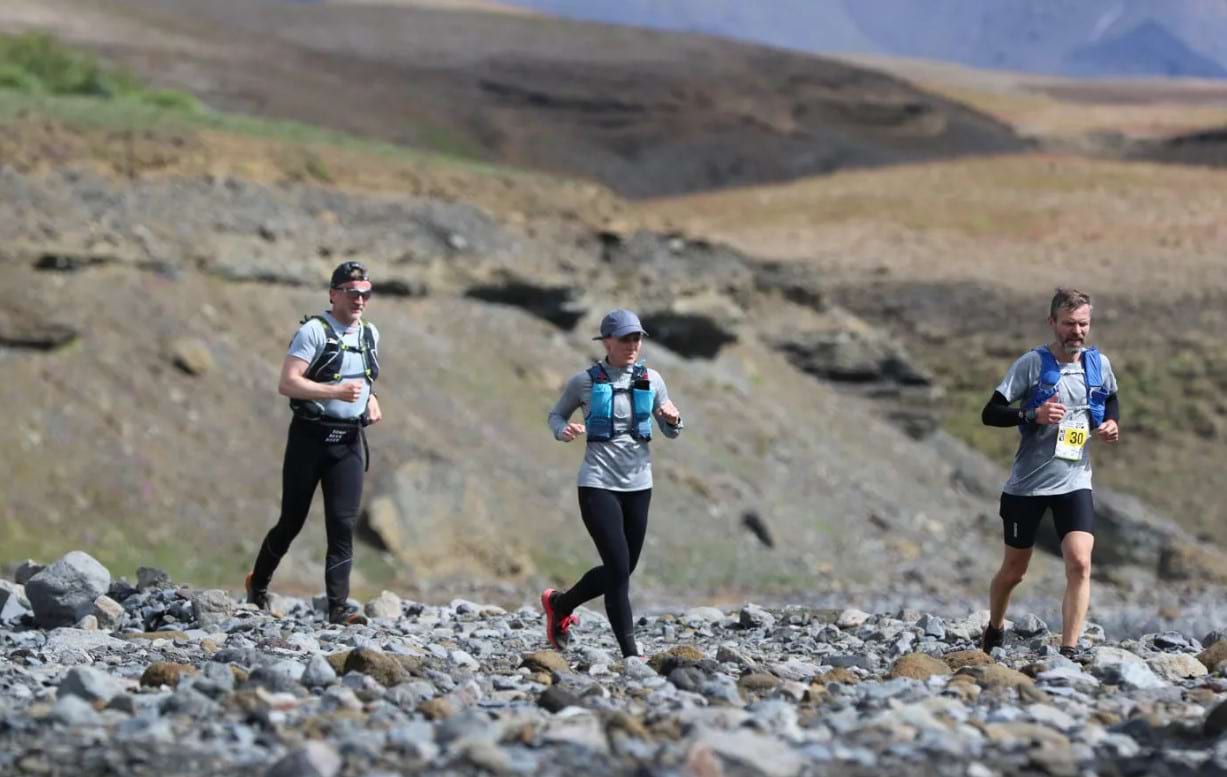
[585,361,654,442]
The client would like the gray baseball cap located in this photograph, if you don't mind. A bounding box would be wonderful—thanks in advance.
[593,308,648,340]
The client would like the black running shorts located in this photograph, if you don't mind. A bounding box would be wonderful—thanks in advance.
[999,489,1095,549]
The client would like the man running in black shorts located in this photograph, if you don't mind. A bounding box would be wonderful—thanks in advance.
[979,289,1120,657]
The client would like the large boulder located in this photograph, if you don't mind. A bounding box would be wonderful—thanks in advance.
[25,551,112,628]
[770,310,932,392]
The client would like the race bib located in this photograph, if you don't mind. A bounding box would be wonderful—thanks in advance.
[1055,417,1089,461]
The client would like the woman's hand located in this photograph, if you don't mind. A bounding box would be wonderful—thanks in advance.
[656,400,681,426]
[560,422,586,442]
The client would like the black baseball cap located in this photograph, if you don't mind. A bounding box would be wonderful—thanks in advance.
[330,261,369,288]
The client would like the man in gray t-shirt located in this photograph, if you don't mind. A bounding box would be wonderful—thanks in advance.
[977,289,1120,658]
[246,261,384,627]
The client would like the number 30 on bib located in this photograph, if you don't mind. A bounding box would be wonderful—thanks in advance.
[1055,417,1089,461]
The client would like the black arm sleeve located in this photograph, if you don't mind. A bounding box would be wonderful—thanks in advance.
[982,391,1022,428]
[1105,393,1119,422]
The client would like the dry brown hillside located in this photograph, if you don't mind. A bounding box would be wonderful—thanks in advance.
[646,153,1227,545]
[1,9,1225,612]
[0,0,1026,198]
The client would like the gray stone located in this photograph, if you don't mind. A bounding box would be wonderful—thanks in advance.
[136,567,171,590]
[692,728,803,777]
[195,662,236,696]
[160,686,221,718]
[14,560,45,585]
[700,674,743,705]
[538,685,584,713]
[1205,699,1227,737]
[918,614,946,640]
[59,666,126,704]
[43,628,129,654]
[739,604,776,630]
[1149,631,1197,652]
[1098,661,1167,690]
[365,590,402,620]
[1089,646,1146,670]
[50,694,102,727]
[1036,667,1101,690]
[1148,653,1208,682]
[1027,704,1077,731]
[303,654,338,687]
[190,589,234,628]
[265,741,342,777]
[91,595,125,630]
[170,338,215,376]
[1,588,31,624]
[25,551,112,628]
[837,609,871,629]
[0,580,28,609]
[247,663,305,694]
[387,721,439,760]
[1014,613,1049,637]
[826,654,876,670]
[684,606,727,625]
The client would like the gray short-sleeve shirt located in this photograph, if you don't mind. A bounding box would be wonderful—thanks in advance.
[287,312,380,420]
[996,346,1117,496]
[547,362,683,491]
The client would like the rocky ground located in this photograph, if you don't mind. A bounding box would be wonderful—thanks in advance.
[5,552,1227,777]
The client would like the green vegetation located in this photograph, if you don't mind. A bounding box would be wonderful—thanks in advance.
[0,32,501,172]
[0,32,201,110]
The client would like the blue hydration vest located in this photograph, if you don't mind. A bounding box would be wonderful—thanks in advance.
[585,361,654,442]
[1020,346,1106,430]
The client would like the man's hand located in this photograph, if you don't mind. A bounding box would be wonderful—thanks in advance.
[366,395,382,425]
[560,422,586,442]
[1095,419,1119,443]
[1035,396,1066,425]
[334,381,363,402]
[656,399,681,426]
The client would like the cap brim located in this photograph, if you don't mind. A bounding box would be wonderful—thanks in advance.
[597,326,647,339]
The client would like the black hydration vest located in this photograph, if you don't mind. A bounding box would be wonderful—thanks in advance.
[288,315,379,419]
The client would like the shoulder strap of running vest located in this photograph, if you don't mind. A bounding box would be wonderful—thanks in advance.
[1019,346,1060,431]
[361,320,379,384]
[585,362,615,441]
[1082,347,1105,428]
[299,315,344,383]
[629,361,654,441]
[1022,346,1061,414]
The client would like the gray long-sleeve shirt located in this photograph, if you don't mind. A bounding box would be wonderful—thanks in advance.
[548,362,683,491]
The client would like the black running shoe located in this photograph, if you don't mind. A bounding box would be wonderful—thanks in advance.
[1058,645,1082,660]
[244,573,269,611]
[981,623,1005,653]
[328,603,369,626]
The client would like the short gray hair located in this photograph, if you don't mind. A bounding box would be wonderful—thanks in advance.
[1049,288,1092,320]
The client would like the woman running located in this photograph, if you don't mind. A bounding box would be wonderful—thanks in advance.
[542,308,684,658]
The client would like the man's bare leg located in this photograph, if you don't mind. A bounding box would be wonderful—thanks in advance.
[1060,531,1095,647]
[990,544,1034,628]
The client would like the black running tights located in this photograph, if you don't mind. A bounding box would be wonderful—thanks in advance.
[555,487,651,657]
[251,418,364,606]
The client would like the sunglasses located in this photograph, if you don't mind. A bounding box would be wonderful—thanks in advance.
[335,287,373,300]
